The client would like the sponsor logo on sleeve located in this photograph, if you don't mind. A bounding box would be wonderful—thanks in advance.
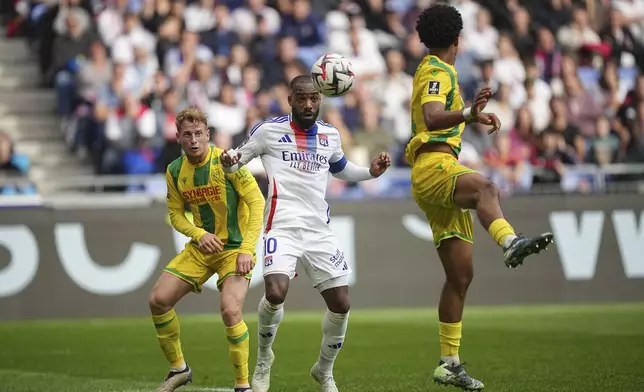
[428,81,440,95]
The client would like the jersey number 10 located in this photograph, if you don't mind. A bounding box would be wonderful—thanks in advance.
[264,237,277,256]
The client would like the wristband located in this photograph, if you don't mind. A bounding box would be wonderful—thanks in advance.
[462,107,474,123]
[225,148,238,159]
[222,148,240,173]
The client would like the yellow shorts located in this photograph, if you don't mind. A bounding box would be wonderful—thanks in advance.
[163,243,255,292]
[411,152,477,248]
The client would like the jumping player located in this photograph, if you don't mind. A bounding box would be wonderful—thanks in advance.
[408,4,554,390]
[220,75,391,392]
[149,108,265,392]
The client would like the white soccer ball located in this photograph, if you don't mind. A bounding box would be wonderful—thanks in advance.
[310,53,355,97]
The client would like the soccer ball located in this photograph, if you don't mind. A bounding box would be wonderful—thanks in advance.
[310,53,355,97]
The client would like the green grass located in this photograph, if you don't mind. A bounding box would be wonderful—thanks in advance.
[1,303,643,392]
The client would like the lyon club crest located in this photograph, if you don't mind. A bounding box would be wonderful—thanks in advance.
[318,134,329,147]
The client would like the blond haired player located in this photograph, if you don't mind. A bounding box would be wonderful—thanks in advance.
[148,108,265,392]
[408,4,554,390]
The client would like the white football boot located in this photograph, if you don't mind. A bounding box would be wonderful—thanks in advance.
[310,362,339,392]
[251,349,275,392]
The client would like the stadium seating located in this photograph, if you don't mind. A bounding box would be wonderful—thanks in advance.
[1,0,644,198]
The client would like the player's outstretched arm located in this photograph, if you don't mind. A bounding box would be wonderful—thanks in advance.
[420,65,493,131]
[221,122,266,173]
[227,166,266,256]
[166,169,209,242]
[329,152,391,181]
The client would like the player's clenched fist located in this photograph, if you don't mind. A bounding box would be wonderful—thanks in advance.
[198,232,224,254]
[369,152,392,177]
[236,253,254,275]
[220,149,241,167]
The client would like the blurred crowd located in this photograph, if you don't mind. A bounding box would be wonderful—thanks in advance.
[0,131,36,195]
[3,0,644,196]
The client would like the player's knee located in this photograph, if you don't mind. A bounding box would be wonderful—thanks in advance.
[265,290,287,305]
[447,273,473,298]
[322,286,351,314]
[220,303,242,326]
[264,275,289,305]
[148,290,173,315]
[265,284,288,304]
[328,298,351,314]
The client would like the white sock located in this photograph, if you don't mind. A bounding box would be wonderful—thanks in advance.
[257,295,284,359]
[502,234,517,249]
[170,362,187,372]
[318,310,349,374]
[441,355,460,367]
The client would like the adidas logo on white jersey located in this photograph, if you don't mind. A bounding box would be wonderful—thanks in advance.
[278,135,292,143]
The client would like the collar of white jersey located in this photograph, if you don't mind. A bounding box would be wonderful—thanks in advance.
[288,113,319,134]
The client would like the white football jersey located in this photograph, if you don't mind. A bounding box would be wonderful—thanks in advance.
[235,114,348,231]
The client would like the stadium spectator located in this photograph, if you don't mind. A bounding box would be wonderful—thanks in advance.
[280,0,325,66]
[351,101,394,166]
[402,34,426,75]
[208,82,246,141]
[484,132,534,195]
[0,132,36,195]
[484,83,516,134]
[587,115,621,165]
[494,33,526,99]
[154,88,183,159]
[563,68,605,140]
[602,7,644,71]
[556,6,601,52]
[458,140,485,171]
[524,76,552,133]
[509,106,538,157]
[186,56,220,112]
[535,26,563,83]
[469,59,497,99]
[612,0,644,40]
[618,74,644,161]
[548,96,584,159]
[463,7,498,61]
[330,11,386,81]
[511,7,536,60]
[51,7,96,117]
[97,94,156,174]
[369,49,413,146]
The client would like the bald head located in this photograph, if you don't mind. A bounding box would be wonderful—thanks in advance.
[289,75,315,92]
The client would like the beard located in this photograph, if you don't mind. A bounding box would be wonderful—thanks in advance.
[292,108,319,130]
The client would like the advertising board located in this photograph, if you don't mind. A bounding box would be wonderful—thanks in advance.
[1,195,643,321]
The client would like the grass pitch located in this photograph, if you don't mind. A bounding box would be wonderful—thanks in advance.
[1,303,643,392]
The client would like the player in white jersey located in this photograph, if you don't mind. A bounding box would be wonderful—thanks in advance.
[220,75,391,392]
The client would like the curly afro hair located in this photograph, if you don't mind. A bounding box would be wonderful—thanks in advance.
[416,3,463,50]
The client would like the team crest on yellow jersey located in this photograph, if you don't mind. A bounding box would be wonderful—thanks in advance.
[211,165,225,183]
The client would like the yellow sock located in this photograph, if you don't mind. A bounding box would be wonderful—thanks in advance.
[152,308,185,369]
[488,218,516,247]
[439,321,462,358]
[226,320,250,387]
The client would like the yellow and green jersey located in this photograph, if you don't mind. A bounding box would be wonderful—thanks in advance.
[165,146,264,255]
[406,54,466,166]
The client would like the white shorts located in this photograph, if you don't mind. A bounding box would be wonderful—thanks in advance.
[261,227,350,292]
